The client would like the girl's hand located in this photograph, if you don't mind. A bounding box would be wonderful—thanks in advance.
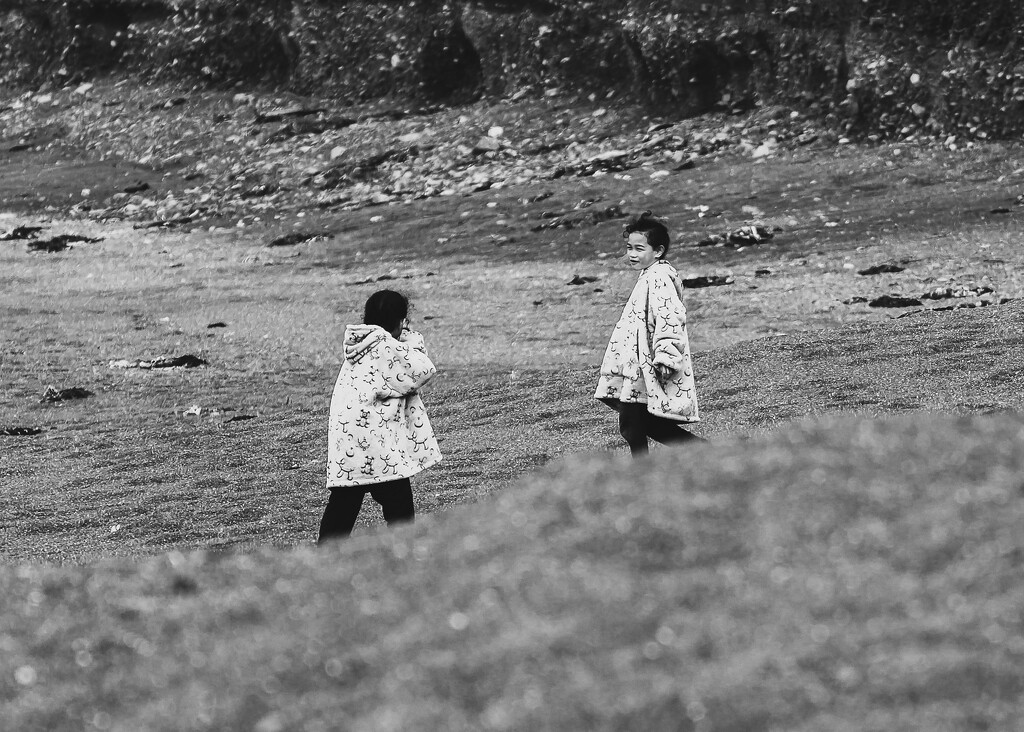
[400,329,426,350]
[654,364,673,384]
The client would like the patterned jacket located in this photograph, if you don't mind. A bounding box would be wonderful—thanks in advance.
[326,325,442,488]
[595,260,700,422]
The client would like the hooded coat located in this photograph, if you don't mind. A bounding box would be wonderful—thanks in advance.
[595,260,700,422]
[326,325,442,488]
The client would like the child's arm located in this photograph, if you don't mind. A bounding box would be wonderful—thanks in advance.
[379,330,436,396]
[648,274,688,376]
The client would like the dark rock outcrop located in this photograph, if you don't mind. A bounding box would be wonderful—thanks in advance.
[2,0,1024,138]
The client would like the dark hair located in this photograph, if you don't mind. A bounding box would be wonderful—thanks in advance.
[622,210,670,256]
[363,289,408,333]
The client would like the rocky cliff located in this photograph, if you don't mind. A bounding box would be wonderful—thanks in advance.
[2,0,1023,138]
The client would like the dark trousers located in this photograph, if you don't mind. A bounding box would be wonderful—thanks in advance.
[318,477,415,543]
[618,401,703,457]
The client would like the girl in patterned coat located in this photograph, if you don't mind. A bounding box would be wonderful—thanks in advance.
[595,211,701,457]
[319,289,442,542]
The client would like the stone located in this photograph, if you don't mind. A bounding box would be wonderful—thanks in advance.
[473,136,502,154]
[682,275,734,288]
[40,386,93,403]
[868,294,922,308]
[858,263,905,276]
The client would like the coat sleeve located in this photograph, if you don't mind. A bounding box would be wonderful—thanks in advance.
[378,330,436,396]
[648,271,688,370]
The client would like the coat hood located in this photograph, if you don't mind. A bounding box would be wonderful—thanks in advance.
[344,324,388,364]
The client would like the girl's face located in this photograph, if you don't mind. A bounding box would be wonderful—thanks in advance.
[625,232,664,269]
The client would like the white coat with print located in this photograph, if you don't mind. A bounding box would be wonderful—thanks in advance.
[326,325,442,488]
[595,260,700,422]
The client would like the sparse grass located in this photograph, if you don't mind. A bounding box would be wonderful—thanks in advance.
[3,210,1021,561]
[3,95,1024,729]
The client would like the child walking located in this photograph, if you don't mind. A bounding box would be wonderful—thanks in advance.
[319,289,442,542]
[595,211,701,457]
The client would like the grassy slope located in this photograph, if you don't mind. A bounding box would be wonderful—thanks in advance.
[2,408,1022,731]
[2,262,1021,560]
[2,206,1022,560]
[698,299,1024,434]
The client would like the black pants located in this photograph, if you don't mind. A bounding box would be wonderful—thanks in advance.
[618,401,703,457]
[318,478,415,543]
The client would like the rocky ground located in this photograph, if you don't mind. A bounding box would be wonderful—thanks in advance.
[5,80,1024,363]
[0,80,839,227]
